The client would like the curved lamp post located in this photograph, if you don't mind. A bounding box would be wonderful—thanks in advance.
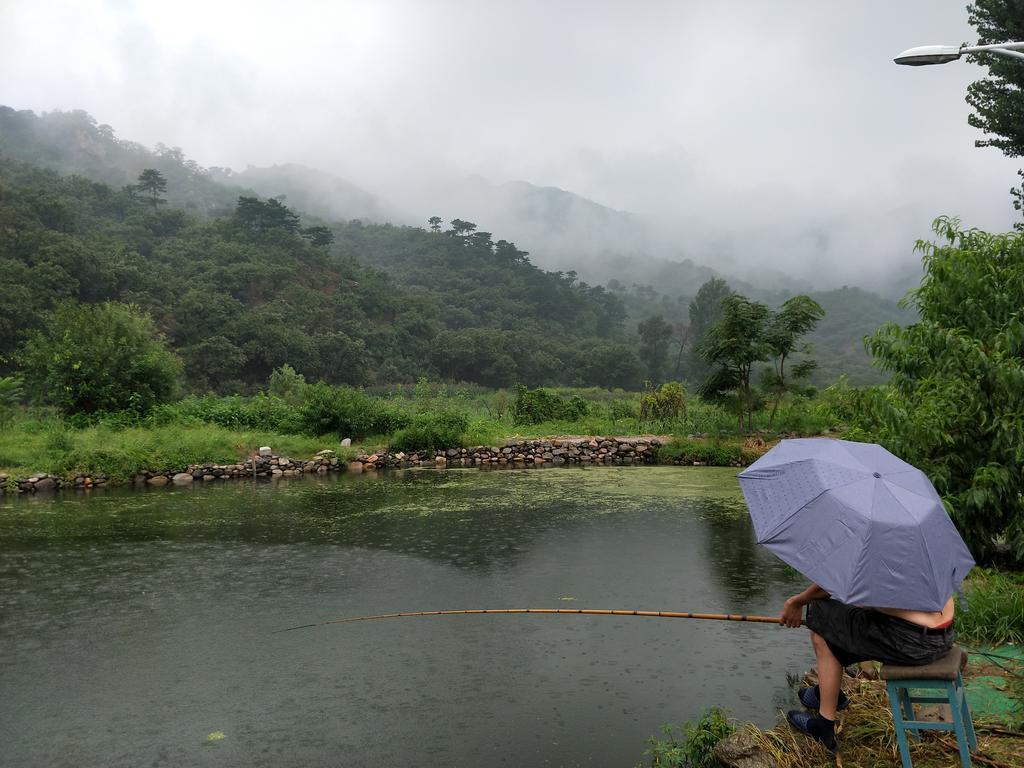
[894,41,1024,65]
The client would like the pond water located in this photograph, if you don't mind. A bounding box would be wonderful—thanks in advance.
[0,467,813,768]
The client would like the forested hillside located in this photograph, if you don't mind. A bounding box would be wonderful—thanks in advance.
[0,156,639,390]
[0,105,913,390]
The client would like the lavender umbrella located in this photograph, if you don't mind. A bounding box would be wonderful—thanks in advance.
[737,438,974,612]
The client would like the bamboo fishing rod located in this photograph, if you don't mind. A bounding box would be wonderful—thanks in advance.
[280,608,781,633]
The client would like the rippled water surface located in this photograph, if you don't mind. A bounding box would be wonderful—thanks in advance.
[0,467,812,767]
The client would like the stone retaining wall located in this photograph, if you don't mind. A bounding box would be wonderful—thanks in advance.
[349,437,661,471]
[0,438,663,494]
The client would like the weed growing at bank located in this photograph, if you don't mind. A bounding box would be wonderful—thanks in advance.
[957,569,1024,646]
[643,707,734,768]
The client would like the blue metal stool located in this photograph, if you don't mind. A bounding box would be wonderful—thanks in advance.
[880,646,976,768]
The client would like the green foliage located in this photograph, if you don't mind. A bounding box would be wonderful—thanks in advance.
[20,301,182,415]
[698,294,824,432]
[656,438,758,467]
[762,295,825,424]
[644,707,734,768]
[696,294,771,430]
[0,405,335,480]
[687,278,732,383]
[966,3,1024,228]
[0,142,634,393]
[863,218,1024,563]
[512,385,590,425]
[640,381,687,423]
[267,364,307,405]
[234,195,301,236]
[389,411,469,453]
[608,397,638,420]
[135,168,167,210]
[955,569,1024,646]
[638,315,674,383]
[297,382,408,438]
[149,393,301,433]
[966,2,1024,160]
[0,375,23,429]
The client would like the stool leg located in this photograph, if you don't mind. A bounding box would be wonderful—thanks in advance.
[888,682,913,768]
[899,687,919,741]
[947,681,971,768]
[956,673,977,751]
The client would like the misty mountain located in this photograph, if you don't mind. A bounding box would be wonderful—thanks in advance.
[0,106,819,299]
[208,163,387,224]
[425,176,691,282]
[0,106,243,216]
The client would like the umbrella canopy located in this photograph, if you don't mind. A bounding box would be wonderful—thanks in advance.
[737,438,974,612]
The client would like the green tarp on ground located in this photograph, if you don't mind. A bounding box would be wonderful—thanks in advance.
[965,645,1022,725]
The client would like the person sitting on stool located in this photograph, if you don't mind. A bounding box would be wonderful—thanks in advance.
[780,582,955,753]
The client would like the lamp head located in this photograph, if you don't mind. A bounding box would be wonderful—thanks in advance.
[894,45,962,66]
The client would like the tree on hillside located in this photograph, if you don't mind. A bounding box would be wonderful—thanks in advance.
[448,218,477,237]
[762,295,825,423]
[637,315,673,383]
[136,168,167,211]
[966,2,1024,226]
[427,216,442,232]
[687,278,732,382]
[235,196,301,235]
[864,217,1024,563]
[19,301,182,414]
[301,225,334,247]
[494,239,529,264]
[696,294,771,430]
[670,321,690,378]
[469,231,494,251]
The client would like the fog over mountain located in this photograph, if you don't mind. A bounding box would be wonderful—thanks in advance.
[1,1,1018,293]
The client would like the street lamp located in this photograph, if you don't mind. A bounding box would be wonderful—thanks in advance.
[894,41,1024,65]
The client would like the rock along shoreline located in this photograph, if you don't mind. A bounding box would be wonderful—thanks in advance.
[1,437,668,495]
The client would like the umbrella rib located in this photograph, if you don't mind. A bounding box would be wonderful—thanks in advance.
[910,493,944,609]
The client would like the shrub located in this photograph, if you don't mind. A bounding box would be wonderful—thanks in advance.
[863,219,1024,563]
[267,364,307,405]
[298,382,408,438]
[644,707,734,768]
[148,394,301,433]
[65,409,143,430]
[608,398,638,420]
[512,385,590,424]
[20,301,182,415]
[656,438,758,467]
[389,412,469,453]
[565,395,590,420]
[640,381,686,422]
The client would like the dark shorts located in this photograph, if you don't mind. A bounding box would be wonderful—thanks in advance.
[805,599,954,668]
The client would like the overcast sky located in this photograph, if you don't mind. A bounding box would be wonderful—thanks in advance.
[1,1,1019,290]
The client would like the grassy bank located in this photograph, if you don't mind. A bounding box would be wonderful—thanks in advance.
[0,383,840,484]
[0,412,344,483]
[957,569,1024,646]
